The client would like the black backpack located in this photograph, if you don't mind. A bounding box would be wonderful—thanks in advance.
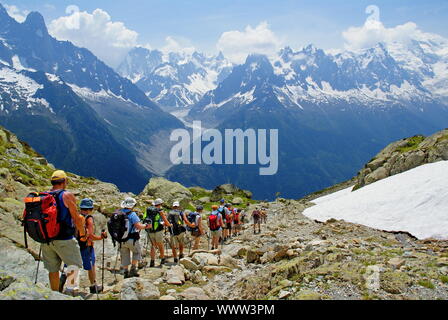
[107,210,132,246]
[168,210,186,236]
[144,206,164,233]
[186,212,199,232]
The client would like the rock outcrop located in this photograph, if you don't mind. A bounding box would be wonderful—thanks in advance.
[355,129,448,189]
[140,177,193,207]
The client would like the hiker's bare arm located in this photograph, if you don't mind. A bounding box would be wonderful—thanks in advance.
[86,218,102,241]
[134,222,150,230]
[63,192,85,236]
[161,211,173,227]
[183,214,195,228]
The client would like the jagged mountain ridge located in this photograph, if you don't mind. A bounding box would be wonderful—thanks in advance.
[117,47,233,108]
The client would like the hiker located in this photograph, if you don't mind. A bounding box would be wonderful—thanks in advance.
[117,197,151,278]
[233,208,242,236]
[218,199,227,241]
[261,207,268,224]
[144,198,171,267]
[40,170,85,292]
[188,205,205,250]
[77,198,107,293]
[224,203,233,240]
[167,201,189,263]
[252,207,262,234]
[208,205,224,250]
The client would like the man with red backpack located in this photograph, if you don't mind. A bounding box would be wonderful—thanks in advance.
[26,170,86,292]
[208,205,223,250]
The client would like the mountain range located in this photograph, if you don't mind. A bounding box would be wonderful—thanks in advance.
[0,4,184,192]
[1,2,448,200]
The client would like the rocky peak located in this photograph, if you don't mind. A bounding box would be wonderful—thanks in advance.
[23,11,48,36]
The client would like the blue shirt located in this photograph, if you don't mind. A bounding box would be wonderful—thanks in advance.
[122,209,140,234]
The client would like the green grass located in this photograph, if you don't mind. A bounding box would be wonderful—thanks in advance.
[418,279,435,289]
[395,135,425,153]
[440,275,448,284]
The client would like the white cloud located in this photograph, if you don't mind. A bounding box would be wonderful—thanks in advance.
[4,4,29,23]
[161,36,196,56]
[48,8,138,68]
[343,19,433,51]
[217,21,282,64]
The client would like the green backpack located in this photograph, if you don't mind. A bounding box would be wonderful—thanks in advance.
[144,206,163,233]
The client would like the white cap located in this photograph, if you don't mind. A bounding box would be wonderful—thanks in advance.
[154,198,164,206]
[172,201,180,207]
[121,197,137,209]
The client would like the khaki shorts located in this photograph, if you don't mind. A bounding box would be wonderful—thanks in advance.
[211,229,222,239]
[41,239,83,273]
[148,231,164,244]
[120,239,142,267]
[170,232,185,247]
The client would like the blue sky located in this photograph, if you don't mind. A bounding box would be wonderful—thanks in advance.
[4,0,448,50]
[3,0,448,66]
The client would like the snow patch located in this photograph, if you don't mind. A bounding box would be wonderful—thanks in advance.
[303,161,448,240]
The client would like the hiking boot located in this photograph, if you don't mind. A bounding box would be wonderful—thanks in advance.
[123,269,130,279]
[149,260,155,268]
[179,254,184,259]
[174,258,178,263]
[160,258,166,266]
[129,267,139,278]
[138,261,147,269]
[90,284,103,294]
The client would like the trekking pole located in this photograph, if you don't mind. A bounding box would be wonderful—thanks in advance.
[101,229,105,293]
[34,246,42,284]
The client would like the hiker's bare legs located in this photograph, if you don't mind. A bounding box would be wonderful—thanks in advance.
[88,266,96,285]
[179,243,184,256]
[49,272,59,291]
[157,242,165,258]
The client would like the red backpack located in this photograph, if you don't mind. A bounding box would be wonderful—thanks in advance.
[209,212,220,231]
[22,191,63,247]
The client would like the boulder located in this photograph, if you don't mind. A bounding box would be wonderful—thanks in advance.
[202,266,232,274]
[387,258,405,270]
[180,258,200,271]
[192,253,219,266]
[179,287,210,300]
[166,265,186,285]
[219,254,240,269]
[246,249,261,264]
[141,177,192,207]
[120,278,160,300]
[0,271,79,300]
[232,197,243,205]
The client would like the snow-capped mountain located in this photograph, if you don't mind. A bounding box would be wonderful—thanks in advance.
[189,43,442,122]
[0,4,184,192]
[168,42,448,200]
[117,47,233,108]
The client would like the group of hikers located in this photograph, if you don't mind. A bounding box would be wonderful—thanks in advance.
[22,170,269,296]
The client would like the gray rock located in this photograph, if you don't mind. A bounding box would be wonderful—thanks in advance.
[179,287,210,300]
[120,277,160,300]
[141,177,192,207]
[166,265,186,284]
[180,258,199,271]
